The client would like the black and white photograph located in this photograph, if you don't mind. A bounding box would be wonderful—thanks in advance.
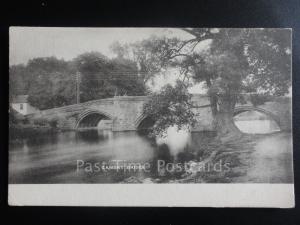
[8,27,294,206]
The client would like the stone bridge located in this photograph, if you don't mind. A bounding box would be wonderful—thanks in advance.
[27,95,291,132]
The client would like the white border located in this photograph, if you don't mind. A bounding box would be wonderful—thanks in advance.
[8,184,294,207]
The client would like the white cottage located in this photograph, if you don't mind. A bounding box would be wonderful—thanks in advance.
[11,95,39,115]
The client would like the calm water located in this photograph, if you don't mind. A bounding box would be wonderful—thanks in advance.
[9,120,282,183]
[9,128,216,183]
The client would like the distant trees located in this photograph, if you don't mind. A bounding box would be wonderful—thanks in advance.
[73,52,147,102]
[10,52,147,110]
[9,64,30,100]
[27,57,76,110]
[10,57,75,110]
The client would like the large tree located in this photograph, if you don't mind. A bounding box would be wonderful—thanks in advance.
[140,28,291,137]
[110,36,179,85]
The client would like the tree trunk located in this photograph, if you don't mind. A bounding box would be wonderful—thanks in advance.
[205,77,241,139]
[210,95,242,140]
[215,112,240,135]
[215,95,242,140]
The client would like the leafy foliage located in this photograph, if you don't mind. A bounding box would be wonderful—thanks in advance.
[10,57,76,110]
[143,80,196,137]
[110,36,183,85]
[10,53,147,110]
[249,94,273,107]
[72,52,147,102]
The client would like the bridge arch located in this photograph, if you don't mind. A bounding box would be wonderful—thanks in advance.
[234,106,281,131]
[75,109,114,129]
[135,114,156,131]
[234,106,280,124]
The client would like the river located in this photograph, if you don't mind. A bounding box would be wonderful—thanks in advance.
[9,127,217,183]
[9,120,291,183]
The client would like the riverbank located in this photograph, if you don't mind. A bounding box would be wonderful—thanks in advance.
[120,131,293,184]
[176,132,293,183]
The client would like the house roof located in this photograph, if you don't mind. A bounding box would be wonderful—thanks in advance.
[12,95,29,103]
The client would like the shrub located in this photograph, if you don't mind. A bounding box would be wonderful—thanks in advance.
[49,118,58,128]
[250,94,272,107]
[33,118,48,127]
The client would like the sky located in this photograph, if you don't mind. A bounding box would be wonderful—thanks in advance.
[9,27,207,93]
[9,27,193,65]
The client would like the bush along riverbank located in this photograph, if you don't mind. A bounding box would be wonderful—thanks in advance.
[9,124,60,142]
[9,107,59,141]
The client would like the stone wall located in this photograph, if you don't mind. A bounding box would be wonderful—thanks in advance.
[111,96,148,131]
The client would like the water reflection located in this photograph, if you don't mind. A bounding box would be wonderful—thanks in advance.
[9,128,217,183]
[156,126,191,156]
[76,129,112,143]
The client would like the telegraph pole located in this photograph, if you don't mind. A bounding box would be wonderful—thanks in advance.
[76,71,81,104]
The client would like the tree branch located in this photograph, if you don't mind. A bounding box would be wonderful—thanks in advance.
[181,28,216,41]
